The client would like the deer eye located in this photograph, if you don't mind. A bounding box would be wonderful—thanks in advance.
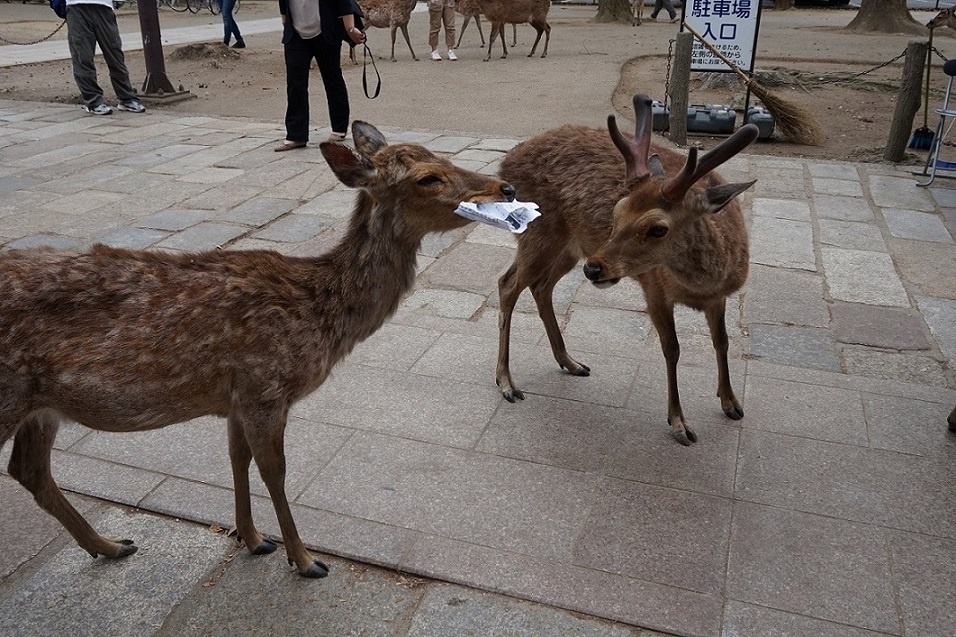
[647,225,669,239]
[416,175,442,187]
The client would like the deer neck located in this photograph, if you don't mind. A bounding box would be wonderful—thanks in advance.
[315,193,421,360]
[665,212,747,297]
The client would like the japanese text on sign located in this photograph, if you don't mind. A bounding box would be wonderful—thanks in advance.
[684,0,760,73]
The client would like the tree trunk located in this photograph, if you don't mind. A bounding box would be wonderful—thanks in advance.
[774,0,795,9]
[846,0,926,35]
[595,0,633,24]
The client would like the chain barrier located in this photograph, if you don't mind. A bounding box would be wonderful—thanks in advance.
[663,38,674,109]
[0,20,66,46]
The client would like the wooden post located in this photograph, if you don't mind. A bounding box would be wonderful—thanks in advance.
[669,32,693,146]
[884,39,927,162]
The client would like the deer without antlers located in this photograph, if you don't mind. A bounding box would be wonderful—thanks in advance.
[496,94,757,445]
[360,0,419,61]
[456,0,517,48]
[932,7,956,30]
[0,121,515,577]
[474,0,550,61]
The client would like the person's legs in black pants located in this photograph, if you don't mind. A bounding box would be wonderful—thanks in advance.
[315,39,349,137]
[283,33,315,143]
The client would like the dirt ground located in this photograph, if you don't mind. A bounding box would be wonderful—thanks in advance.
[2,2,955,163]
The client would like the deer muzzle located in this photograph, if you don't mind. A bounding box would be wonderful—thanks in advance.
[582,260,620,288]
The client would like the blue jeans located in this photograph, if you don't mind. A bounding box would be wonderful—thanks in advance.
[221,0,242,45]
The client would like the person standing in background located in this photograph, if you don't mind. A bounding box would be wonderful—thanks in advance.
[222,0,245,48]
[64,0,146,115]
[428,0,457,61]
[648,0,679,23]
[275,0,365,151]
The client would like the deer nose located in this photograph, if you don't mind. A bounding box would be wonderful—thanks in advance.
[582,261,602,281]
[501,184,516,202]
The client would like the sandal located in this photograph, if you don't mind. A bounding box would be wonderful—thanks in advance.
[274,139,307,152]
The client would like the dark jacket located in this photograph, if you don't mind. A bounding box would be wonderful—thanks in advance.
[279,0,353,45]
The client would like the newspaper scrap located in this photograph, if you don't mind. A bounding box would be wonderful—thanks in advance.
[453,200,541,234]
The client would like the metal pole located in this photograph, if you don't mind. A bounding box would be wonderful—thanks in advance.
[137,1,191,100]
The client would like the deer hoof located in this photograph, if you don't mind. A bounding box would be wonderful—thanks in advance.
[673,427,698,446]
[559,362,590,377]
[723,404,744,420]
[250,538,278,555]
[300,559,330,579]
[502,388,525,403]
[95,539,137,559]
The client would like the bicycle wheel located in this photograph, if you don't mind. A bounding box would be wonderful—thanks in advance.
[166,0,188,12]
[209,0,221,15]
[186,0,202,13]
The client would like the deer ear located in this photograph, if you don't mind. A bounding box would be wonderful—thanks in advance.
[704,180,756,214]
[320,142,376,189]
[352,121,388,158]
[648,153,665,177]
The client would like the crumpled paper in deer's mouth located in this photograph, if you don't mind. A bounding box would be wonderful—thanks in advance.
[453,200,540,234]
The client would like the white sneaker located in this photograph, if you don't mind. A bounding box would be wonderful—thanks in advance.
[447,49,458,61]
[117,99,146,113]
[430,50,441,61]
[82,103,112,116]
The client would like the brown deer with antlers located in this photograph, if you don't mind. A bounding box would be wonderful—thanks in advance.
[474,0,550,61]
[496,95,757,445]
[360,0,419,61]
[456,0,517,48]
[0,121,515,577]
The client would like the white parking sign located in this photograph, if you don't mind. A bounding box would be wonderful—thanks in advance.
[683,0,762,72]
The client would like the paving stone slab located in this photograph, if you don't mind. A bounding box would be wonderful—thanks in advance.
[888,531,956,637]
[0,509,233,637]
[812,193,875,222]
[741,264,829,328]
[821,247,909,306]
[296,432,600,562]
[868,174,935,211]
[817,218,887,251]
[726,502,899,634]
[750,197,811,221]
[748,216,816,271]
[916,295,956,363]
[841,347,951,388]
[746,324,840,372]
[830,301,931,349]
[883,208,955,243]
[479,395,739,498]
[721,600,891,637]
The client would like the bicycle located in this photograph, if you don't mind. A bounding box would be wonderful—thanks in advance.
[165,0,190,12]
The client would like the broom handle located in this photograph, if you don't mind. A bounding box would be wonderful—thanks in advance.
[681,21,754,87]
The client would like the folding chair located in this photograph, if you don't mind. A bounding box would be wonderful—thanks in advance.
[918,58,956,187]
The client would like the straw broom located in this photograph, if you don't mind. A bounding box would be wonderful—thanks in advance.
[682,22,824,146]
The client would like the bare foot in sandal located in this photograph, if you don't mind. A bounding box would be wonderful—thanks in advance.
[275,139,307,152]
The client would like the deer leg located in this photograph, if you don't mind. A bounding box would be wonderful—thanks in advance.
[244,408,328,578]
[227,414,278,556]
[496,263,527,402]
[530,21,550,58]
[646,294,696,445]
[400,25,417,61]
[390,25,398,62]
[704,299,744,420]
[8,413,138,558]
[477,16,485,45]
[484,22,498,61]
[456,18,467,49]
[512,23,517,47]
[528,25,543,58]
[529,250,590,378]
[499,23,509,58]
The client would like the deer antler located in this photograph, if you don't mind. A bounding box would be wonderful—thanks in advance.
[608,93,654,186]
[662,123,760,203]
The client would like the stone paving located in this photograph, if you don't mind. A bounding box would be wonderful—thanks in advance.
[1,97,955,637]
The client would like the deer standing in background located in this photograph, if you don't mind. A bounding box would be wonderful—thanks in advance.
[474,0,550,61]
[360,0,419,61]
[632,0,644,26]
[496,95,757,445]
[456,0,517,48]
[931,6,956,30]
[0,121,515,577]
